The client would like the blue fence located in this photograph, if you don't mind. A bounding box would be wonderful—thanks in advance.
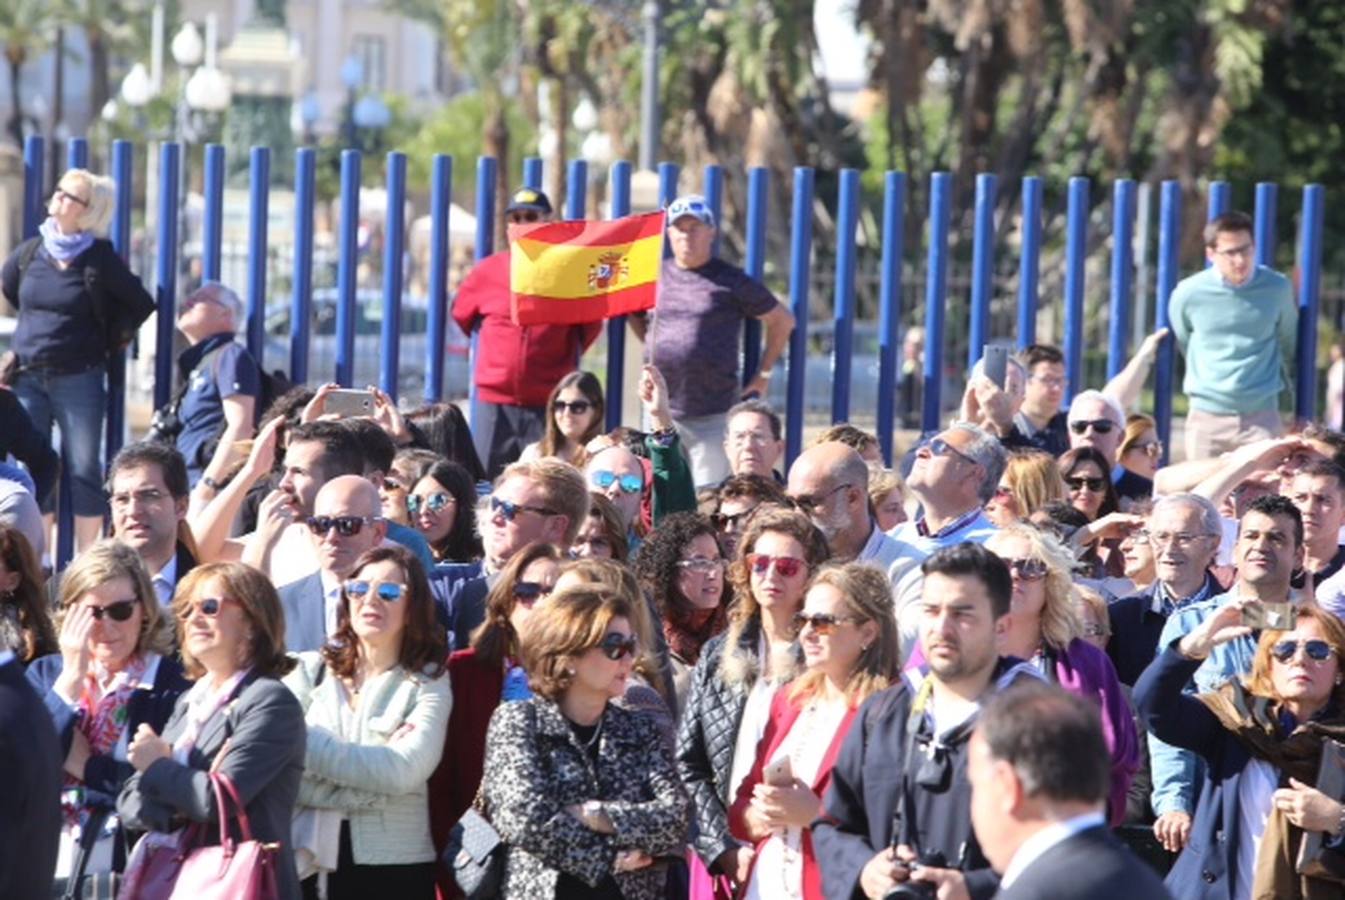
[18,136,1330,566]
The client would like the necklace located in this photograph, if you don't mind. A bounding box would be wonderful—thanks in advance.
[580,713,604,749]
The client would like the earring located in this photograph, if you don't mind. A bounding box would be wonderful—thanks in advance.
[564,667,576,677]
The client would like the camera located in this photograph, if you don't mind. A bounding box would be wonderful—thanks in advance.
[147,406,183,443]
[882,851,948,900]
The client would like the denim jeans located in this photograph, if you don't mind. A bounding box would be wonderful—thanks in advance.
[13,364,106,516]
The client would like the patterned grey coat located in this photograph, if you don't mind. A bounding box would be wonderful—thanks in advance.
[481,696,690,900]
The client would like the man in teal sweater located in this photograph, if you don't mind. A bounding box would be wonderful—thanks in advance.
[1169,210,1296,460]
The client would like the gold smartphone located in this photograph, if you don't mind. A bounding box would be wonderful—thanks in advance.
[1241,601,1298,631]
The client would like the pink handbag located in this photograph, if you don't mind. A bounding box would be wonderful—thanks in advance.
[118,772,280,900]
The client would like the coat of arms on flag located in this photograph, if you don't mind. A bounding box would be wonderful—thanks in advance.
[587,252,630,291]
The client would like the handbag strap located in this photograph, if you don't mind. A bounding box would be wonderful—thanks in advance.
[209,772,256,846]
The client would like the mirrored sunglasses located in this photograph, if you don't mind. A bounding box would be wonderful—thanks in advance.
[407,492,452,515]
[746,553,806,578]
[490,496,556,521]
[1271,639,1335,663]
[344,580,407,603]
[591,470,642,494]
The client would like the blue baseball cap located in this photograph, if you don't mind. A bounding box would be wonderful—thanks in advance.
[667,194,715,227]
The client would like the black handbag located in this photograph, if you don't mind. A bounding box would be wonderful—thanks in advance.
[443,802,504,899]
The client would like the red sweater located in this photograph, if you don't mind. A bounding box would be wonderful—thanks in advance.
[728,689,859,900]
[451,250,602,406]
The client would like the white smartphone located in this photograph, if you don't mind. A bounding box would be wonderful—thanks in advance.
[325,389,375,418]
[763,756,794,787]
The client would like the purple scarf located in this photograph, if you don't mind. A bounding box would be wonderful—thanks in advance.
[39,217,94,262]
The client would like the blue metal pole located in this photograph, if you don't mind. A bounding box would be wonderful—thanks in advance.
[604,161,632,431]
[201,143,225,283]
[106,139,133,459]
[379,151,407,399]
[1107,179,1137,380]
[703,164,723,259]
[1153,181,1182,465]
[1204,180,1230,270]
[522,156,542,192]
[467,156,497,433]
[785,168,814,466]
[1016,176,1042,350]
[245,147,269,367]
[831,169,860,423]
[657,161,679,208]
[1295,184,1326,422]
[968,173,997,369]
[291,148,316,385]
[1254,182,1278,268]
[66,137,88,169]
[335,149,361,387]
[424,154,452,403]
[742,167,768,386]
[876,171,907,466]
[1062,176,1089,405]
[922,172,952,433]
[153,143,181,411]
[565,159,588,221]
[22,135,43,239]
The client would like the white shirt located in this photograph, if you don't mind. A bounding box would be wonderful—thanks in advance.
[858,524,927,657]
[321,570,344,640]
[1234,758,1278,900]
[152,554,178,608]
[999,811,1107,889]
[727,633,782,802]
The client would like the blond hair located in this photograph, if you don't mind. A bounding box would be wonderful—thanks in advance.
[497,458,590,545]
[57,540,173,657]
[868,466,904,510]
[1002,451,1067,520]
[60,169,116,237]
[1244,604,1345,706]
[988,522,1084,651]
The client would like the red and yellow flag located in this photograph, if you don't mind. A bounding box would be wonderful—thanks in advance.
[509,212,665,326]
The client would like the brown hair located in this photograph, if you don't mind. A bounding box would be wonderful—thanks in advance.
[323,546,447,679]
[787,562,901,705]
[556,556,667,701]
[867,466,905,510]
[519,586,632,701]
[58,540,173,658]
[539,371,605,466]
[1244,604,1345,706]
[1118,413,1158,460]
[0,527,55,662]
[471,542,564,670]
[582,492,630,563]
[174,562,294,680]
[816,423,878,457]
[1002,451,1068,520]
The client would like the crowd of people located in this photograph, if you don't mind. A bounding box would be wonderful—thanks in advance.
[0,174,1342,900]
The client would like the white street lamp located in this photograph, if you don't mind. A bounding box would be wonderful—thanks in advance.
[185,66,231,112]
[121,62,155,107]
[171,22,204,68]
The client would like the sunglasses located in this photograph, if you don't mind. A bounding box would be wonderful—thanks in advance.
[788,482,852,511]
[1133,440,1163,458]
[1069,419,1116,435]
[793,612,862,636]
[407,492,452,515]
[746,553,807,578]
[597,632,639,661]
[55,187,89,207]
[490,496,557,521]
[85,599,138,622]
[1271,639,1335,663]
[554,399,592,415]
[928,437,977,465]
[177,596,231,619]
[711,508,756,530]
[677,557,726,575]
[513,581,554,605]
[1065,476,1107,493]
[306,515,379,537]
[1005,557,1048,580]
[344,580,407,603]
[591,470,642,494]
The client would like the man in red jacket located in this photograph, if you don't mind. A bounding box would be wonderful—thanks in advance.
[452,188,603,478]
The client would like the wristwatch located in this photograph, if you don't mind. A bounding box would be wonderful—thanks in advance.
[200,476,222,492]
[581,801,606,828]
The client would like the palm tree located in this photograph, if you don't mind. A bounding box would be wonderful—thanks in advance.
[54,0,142,117]
[0,0,56,148]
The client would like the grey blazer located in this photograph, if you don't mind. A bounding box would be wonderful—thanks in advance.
[277,573,326,653]
[117,672,307,900]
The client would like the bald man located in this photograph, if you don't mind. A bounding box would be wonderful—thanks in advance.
[585,444,647,533]
[787,441,927,652]
[277,474,388,652]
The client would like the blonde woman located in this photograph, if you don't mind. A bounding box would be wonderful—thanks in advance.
[867,466,907,531]
[985,450,1067,527]
[1,169,153,549]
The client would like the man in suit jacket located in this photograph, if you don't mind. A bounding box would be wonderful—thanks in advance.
[0,650,62,900]
[964,680,1172,900]
[107,441,199,606]
[278,475,387,651]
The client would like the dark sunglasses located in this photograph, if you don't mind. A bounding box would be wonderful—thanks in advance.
[591,470,642,494]
[1069,419,1116,435]
[711,508,756,530]
[1006,557,1048,580]
[747,553,807,578]
[788,482,851,511]
[928,437,977,465]
[306,514,379,536]
[1271,639,1335,663]
[513,581,554,605]
[490,496,556,521]
[344,580,407,603]
[596,632,639,661]
[86,599,137,622]
[1065,476,1107,493]
[793,612,861,636]
[177,596,230,619]
[407,492,452,515]
[554,399,592,415]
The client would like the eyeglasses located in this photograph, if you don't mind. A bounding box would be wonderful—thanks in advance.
[596,632,639,661]
[54,187,89,207]
[1081,623,1108,638]
[711,508,757,530]
[305,515,380,537]
[85,599,137,622]
[513,581,554,605]
[407,492,453,515]
[1142,530,1215,548]
[591,470,643,494]
[1029,374,1066,389]
[746,553,807,578]
[1271,639,1335,663]
[490,496,557,521]
[177,596,231,619]
[728,430,774,447]
[928,437,978,466]
[110,488,168,508]
[344,580,407,603]
[677,557,726,575]
[1211,243,1254,260]
[1133,440,1164,458]
[554,399,591,415]
[1005,557,1048,580]
[1069,419,1116,435]
[508,210,541,224]
[1065,476,1107,493]
[788,482,852,511]
[793,612,862,636]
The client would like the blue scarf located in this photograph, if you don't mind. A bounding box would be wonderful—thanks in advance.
[39,217,94,262]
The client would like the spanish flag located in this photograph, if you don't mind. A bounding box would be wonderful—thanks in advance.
[509,212,665,326]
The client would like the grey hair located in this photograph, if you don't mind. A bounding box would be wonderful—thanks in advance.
[63,169,116,237]
[1067,389,1125,427]
[1150,492,1223,537]
[948,422,1008,504]
[192,282,245,328]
